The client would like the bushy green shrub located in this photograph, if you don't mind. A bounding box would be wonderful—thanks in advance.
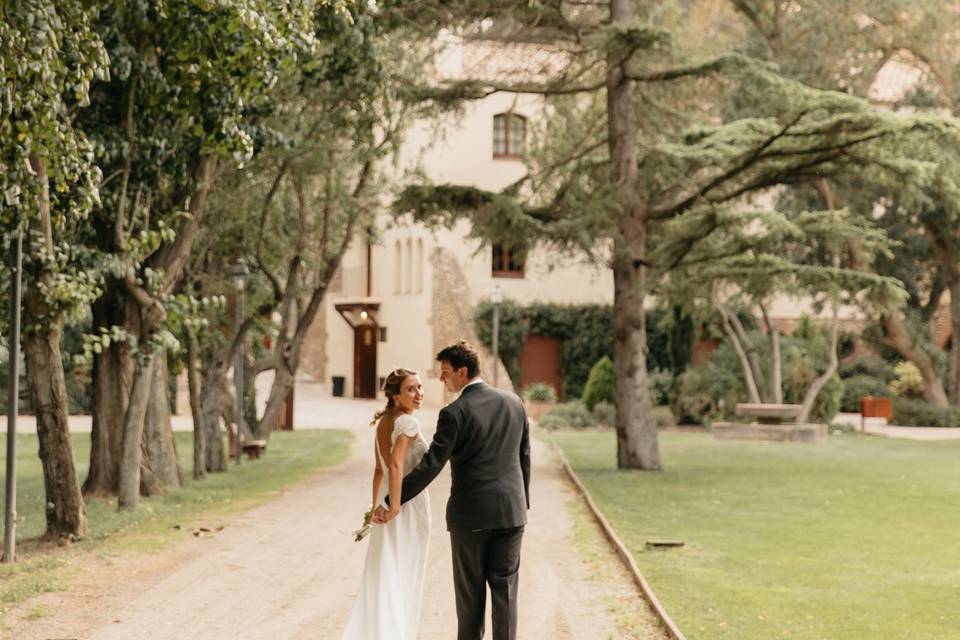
[591,400,615,426]
[892,398,960,427]
[538,400,597,430]
[810,374,845,423]
[473,302,695,399]
[522,383,557,403]
[582,356,614,411]
[647,368,674,407]
[653,405,675,427]
[889,361,925,398]
[840,375,893,412]
[839,355,896,383]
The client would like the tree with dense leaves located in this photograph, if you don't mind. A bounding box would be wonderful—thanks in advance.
[0,0,108,539]
[394,0,940,469]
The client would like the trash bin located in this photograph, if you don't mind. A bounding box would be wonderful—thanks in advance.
[332,376,345,397]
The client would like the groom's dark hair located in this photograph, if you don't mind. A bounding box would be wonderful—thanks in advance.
[436,341,480,379]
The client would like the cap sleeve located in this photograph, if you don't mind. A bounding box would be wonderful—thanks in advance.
[394,414,420,438]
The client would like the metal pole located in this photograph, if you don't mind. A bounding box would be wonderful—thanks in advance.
[235,288,243,466]
[492,301,500,388]
[4,232,23,563]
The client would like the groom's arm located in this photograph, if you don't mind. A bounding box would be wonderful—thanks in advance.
[520,415,530,509]
[385,407,459,507]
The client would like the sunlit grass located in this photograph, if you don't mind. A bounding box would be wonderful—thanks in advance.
[551,429,960,640]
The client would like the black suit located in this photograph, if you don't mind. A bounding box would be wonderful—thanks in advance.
[389,381,530,640]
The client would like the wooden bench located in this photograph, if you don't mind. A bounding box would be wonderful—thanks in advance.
[734,403,803,425]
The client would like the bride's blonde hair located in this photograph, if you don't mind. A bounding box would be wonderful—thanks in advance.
[370,368,418,426]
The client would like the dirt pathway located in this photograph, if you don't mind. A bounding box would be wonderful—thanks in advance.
[8,404,668,640]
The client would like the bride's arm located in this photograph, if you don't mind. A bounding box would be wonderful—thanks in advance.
[371,440,384,511]
[385,434,415,521]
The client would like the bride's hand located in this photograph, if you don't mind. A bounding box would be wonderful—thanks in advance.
[383,507,400,523]
[371,505,387,524]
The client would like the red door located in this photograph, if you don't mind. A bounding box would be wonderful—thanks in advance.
[354,325,378,399]
[520,335,563,400]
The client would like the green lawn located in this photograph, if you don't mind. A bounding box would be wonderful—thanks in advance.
[0,428,352,606]
[550,429,960,640]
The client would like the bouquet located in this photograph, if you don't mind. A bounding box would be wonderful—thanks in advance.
[353,509,373,542]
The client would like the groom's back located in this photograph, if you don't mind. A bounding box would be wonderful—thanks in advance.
[444,383,530,532]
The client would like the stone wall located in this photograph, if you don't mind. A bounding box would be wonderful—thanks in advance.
[431,247,513,404]
[299,302,328,382]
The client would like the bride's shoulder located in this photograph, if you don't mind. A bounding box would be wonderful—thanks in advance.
[393,413,420,436]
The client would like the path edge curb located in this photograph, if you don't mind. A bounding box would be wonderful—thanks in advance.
[550,441,687,640]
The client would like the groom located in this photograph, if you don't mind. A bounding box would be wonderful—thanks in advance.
[376,340,531,640]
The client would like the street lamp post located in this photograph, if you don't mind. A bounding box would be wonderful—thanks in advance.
[3,231,23,563]
[229,259,249,466]
[491,285,503,388]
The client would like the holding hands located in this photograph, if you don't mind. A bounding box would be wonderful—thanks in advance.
[371,504,400,524]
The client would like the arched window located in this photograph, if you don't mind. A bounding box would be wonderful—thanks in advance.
[493,113,526,158]
[394,240,402,294]
[416,239,424,293]
[405,238,413,293]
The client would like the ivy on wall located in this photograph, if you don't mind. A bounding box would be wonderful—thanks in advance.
[473,300,693,398]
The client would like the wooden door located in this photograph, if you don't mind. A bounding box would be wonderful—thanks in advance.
[520,335,563,400]
[354,325,378,399]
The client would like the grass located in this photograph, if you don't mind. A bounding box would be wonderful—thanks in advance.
[550,429,960,640]
[0,428,352,608]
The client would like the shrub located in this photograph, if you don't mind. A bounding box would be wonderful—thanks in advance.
[840,375,893,413]
[521,383,557,403]
[582,356,615,411]
[889,361,925,398]
[647,368,674,407]
[892,398,960,428]
[839,355,896,383]
[810,374,845,423]
[653,405,675,427]
[538,400,596,430]
[591,400,615,426]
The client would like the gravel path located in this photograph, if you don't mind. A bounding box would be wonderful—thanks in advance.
[8,401,668,639]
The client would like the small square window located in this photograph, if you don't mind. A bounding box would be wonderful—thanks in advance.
[492,243,525,278]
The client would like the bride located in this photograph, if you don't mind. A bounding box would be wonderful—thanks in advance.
[342,368,432,640]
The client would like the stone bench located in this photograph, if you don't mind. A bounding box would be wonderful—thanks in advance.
[734,403,803,424]
[714,403,825,442]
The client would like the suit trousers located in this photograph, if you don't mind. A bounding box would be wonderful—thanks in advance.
[449,525,524,640]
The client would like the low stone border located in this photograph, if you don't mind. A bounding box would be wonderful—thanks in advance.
[551,442,687,640]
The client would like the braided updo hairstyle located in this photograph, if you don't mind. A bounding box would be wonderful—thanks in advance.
[370,368,419,426]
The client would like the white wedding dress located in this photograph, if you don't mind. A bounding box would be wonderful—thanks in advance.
[342,413,432,640]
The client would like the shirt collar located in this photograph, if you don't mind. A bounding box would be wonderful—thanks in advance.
[462,378,484,392]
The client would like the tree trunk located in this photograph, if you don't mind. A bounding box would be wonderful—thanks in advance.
[925,220,960,405]
[760,303,783,403]
[22,154,86,540]
[716,301,763,404]
[83,292,135,496]
[611,241,661,470]
[254,365,294,440]
[797,302,840,424]
[199,362,228,472]
[606,0,660,470]
[882,314,949,406]
[947,284,960,405]
[142,350,182,488]
[117,354,157,509]
[819,179,950,407]
[185,327,205,479]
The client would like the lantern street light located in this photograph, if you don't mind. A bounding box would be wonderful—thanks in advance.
[229,259,249,466]
[491,284,503,388]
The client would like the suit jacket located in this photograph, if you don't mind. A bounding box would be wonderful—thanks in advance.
[391,382,530,532]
